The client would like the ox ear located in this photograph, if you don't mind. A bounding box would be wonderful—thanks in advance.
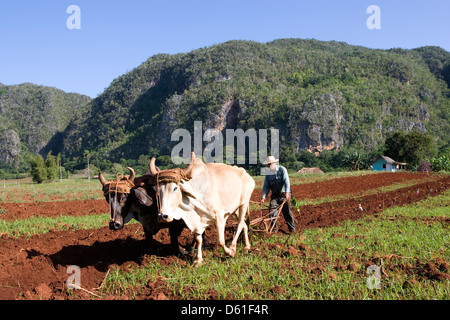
[179,181,197,200]
[134,188,153,207]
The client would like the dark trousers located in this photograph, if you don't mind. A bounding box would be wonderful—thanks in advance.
[269,193,295,232]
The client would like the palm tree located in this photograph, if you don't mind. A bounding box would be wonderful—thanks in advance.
[343,151,364,171]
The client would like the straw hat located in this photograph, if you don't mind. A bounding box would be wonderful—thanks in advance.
[264,155,279,165]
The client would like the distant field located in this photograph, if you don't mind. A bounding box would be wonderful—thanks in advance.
[0,178,103,203]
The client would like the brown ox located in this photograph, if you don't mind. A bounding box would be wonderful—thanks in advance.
[98,167,189,256]
[149,152,255,265]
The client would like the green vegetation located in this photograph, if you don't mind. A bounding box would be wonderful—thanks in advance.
[0,177,104,203]
[54,40,450,174]
[384,131,437,169]
[0,83,91,172]
[430,154,450,172]
[28,152,63,183]
[0,214,110,238]
[28,154,47,184]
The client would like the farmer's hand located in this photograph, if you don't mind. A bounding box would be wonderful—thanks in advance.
[285,193,290,200]
[260,198,265,206]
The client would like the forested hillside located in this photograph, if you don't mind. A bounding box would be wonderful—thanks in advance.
[0,83,91,170]
[2,39,449,175]
[57,39,449,171]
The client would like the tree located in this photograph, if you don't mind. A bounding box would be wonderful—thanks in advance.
[440,62,450,88]
[29,152,66,183]
[319,150,345,171]
[384,131,437,169]
[430,155,450,171]
[296,149,319,167]
[45,151,58,181]
[29,154,47,183]
[111,163,124,174]
[404,131,437,168]
[384,132,408,161]
[342,150,367,171]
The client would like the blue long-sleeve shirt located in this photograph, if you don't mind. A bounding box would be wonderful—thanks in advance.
[261,165,290,199]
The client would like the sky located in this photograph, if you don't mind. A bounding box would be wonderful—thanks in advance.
[0,0,449,98]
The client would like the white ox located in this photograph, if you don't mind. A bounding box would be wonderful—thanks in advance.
[149,152,255,265]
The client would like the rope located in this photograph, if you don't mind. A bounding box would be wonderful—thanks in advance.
[156,171,161,213]
[103,173,135,196]
[155,168,190,184]
[103,173,135,224]
[152,168,192,214]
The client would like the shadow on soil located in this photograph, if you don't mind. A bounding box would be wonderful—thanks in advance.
[47,237,182,272]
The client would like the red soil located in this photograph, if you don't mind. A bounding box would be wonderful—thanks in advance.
[0,199,109,221]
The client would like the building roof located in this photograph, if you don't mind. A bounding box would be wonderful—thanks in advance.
[380,156,395,164]
[296,167,324,174]
[374,156,407,165]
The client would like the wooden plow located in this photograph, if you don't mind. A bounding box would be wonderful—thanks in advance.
[249,199,287,233]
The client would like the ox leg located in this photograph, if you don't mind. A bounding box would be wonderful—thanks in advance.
[169,222,188,257]
[230,204,251,254]
[193,233,203,266]
[143,229,156,254]
[216,214,235,257]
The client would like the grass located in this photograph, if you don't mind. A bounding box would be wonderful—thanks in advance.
[99,189,450,300]
[0,214,111,238]
[0,178,103,203]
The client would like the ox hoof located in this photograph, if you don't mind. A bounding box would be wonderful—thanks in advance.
[177,247,189,257]
[193,259,203,267]
[229,248,237,258]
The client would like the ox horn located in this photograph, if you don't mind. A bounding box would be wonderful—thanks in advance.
[99,171,107,186]
[149,157,159,175]
[183,152,195,179]
[127,167,135,183]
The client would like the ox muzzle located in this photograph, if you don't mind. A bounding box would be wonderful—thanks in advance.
[157,212,172,223]
[109,220,124,230]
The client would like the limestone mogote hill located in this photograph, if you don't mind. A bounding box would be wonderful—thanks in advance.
[2,39,449,170]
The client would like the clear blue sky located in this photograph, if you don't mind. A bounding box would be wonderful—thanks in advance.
[1,0,449,98]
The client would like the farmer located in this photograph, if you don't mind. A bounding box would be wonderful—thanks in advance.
[260,156,295,234]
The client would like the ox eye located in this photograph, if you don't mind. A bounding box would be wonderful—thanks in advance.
[173,185,178,192]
